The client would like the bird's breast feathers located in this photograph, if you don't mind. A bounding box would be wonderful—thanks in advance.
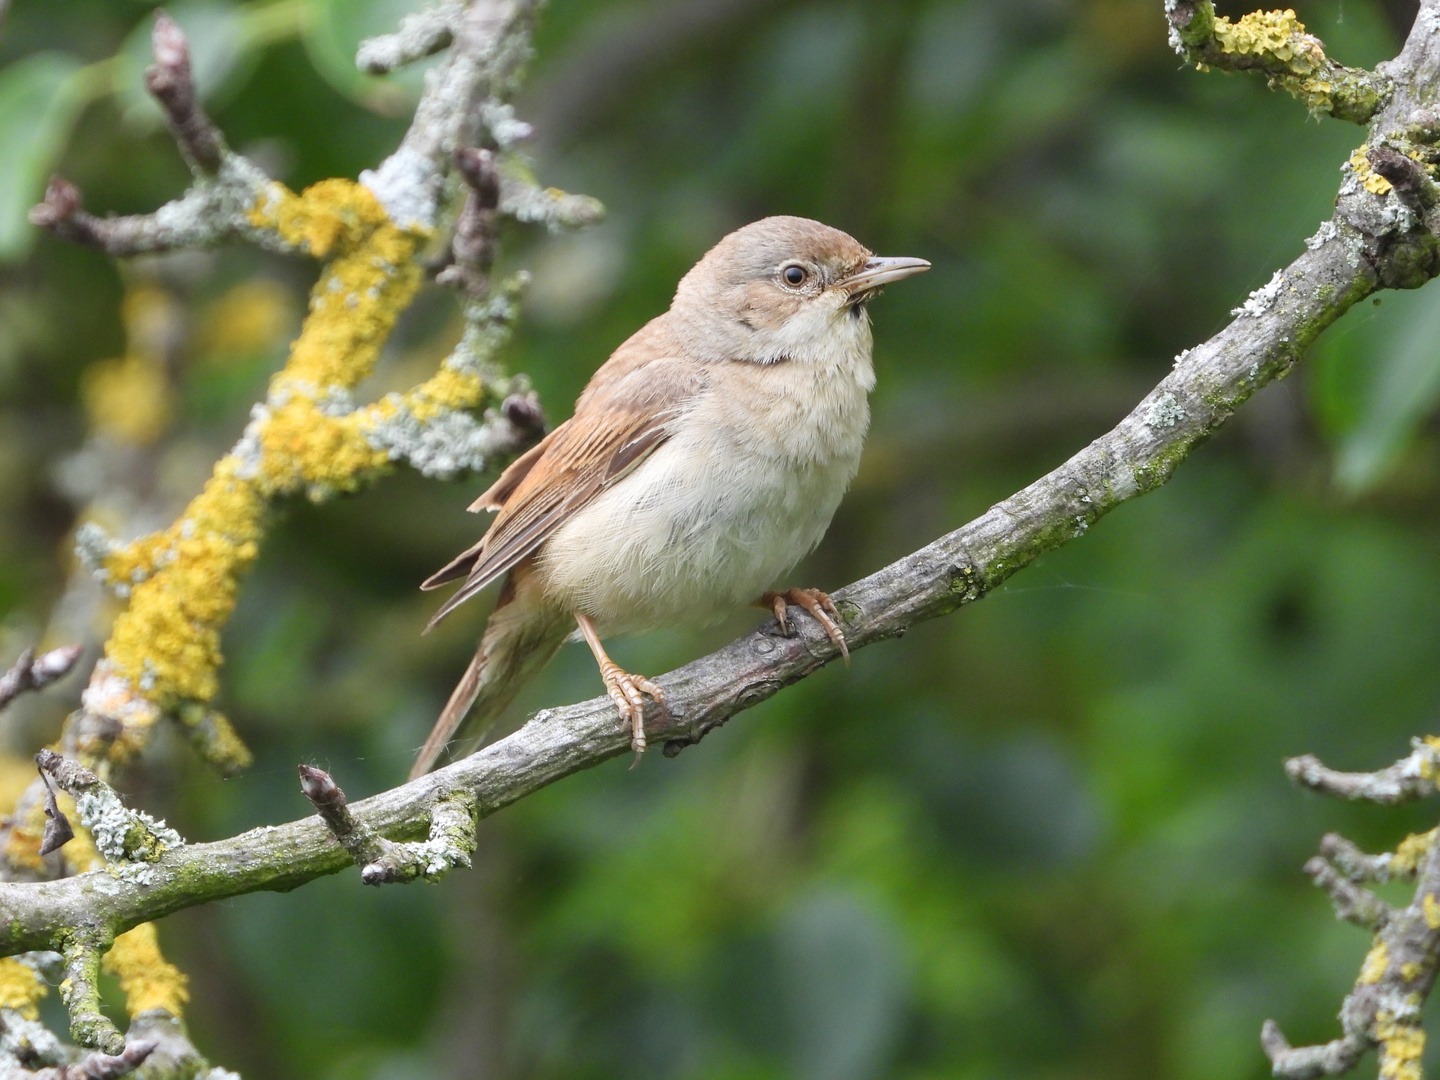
[535,328,874,634]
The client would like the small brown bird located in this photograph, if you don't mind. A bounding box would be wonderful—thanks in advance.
[412,216,929,778]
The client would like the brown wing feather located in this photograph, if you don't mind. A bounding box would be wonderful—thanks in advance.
[424,358,703,629]
[420,426,565,592]
[467,425,564,512]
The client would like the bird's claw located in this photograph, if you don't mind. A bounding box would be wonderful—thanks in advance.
[598,660,666,760]
[762,587,849,664]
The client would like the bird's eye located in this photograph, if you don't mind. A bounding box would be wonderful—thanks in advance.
[782,264,808,287]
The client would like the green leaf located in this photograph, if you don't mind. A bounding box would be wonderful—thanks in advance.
[1331,284,1440,493]
[0,52,87,262]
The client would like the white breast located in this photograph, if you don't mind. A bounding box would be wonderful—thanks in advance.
[537,314,874,636]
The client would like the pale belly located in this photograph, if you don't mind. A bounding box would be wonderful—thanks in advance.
[535,381,867,637]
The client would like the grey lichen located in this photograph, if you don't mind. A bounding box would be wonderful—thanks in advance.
[360,789,477,885]
[366,408,516,479]
[74,790,182,865]
[0,1008,66,1070]
[1144,392,1187,429]
[1231,269,1287,318]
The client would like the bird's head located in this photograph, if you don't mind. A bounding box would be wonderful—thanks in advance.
[669,215,929,365]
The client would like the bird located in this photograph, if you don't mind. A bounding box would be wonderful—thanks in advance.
[411,215,929,779]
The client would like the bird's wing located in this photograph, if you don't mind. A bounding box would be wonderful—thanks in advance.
[420,430,564,591]
[424,358,705,628]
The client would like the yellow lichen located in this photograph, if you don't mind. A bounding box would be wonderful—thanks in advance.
[81,353,173,446]
[102,458,264,714]
[1360,940,1389,983]
[176,703,254,774]
[254,400,388,497]
[1205,9,1366,115]
[197,279,295,360]
[1350,147,1395,195]
[1213,9,1324,70]
[1392,830,1436,876]
[79,284,183,445]
[0,753,39,819]
[93,176,427,738]
[103,923,189,1018]
[1376,1010,1425,1080]
[1426,893,1440,929]
[3,797,46,871]
[249,179,423,391]
[392,366,484,423]
[1402,961,1423,981]
[0,957,47,1020]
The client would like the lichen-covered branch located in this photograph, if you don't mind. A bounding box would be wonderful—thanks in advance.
[356,0,463,74]
[56,937,119,1055]
[1263,744,1440,1080]
[35,753,181,866]
[7,2,603,1061]
[1287,738,1440,803]
[26,22,300,260]
[299,765,475,885]
[9,1,587,814]
[1165,1,1393,122]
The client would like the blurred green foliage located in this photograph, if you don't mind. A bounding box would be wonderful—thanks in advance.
[3,0,1440,1077]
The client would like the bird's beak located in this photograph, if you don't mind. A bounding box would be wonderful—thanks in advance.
[840,256,931,296]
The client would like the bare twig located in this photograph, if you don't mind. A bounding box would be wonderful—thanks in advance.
[14,1038,158,1079]
[299,765,474,885]
[1286,739,1440,803]
[1261,1021,1367,1080]
[28,16,292,259]
[0,647,82,714]
[144,12,223,174]
[1303,856,1394,930]
[298,764,376,866]
[436,146,500,297]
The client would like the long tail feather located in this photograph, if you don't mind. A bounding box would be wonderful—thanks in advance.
[410,568,569,780]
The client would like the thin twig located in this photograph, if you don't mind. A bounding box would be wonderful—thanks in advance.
[145,12,223,173]
[0,647,83,714]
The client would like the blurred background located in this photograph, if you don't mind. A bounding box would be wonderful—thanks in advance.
[2,0,1440,1076]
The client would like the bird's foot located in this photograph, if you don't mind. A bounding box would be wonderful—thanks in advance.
[762,587,849,664]
[597,658,666,758]
[574,611,666,764]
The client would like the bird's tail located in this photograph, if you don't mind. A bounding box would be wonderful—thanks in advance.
[410,567,570,780]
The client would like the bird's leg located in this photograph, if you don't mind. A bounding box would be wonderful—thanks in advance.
[574,612,666,758]
[760,588,849,664]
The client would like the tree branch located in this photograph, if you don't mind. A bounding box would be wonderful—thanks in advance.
[1264,744,1440,1079]
[1165,0,1392,122]
[1287,739,1440,803]
[0,649,82,715]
